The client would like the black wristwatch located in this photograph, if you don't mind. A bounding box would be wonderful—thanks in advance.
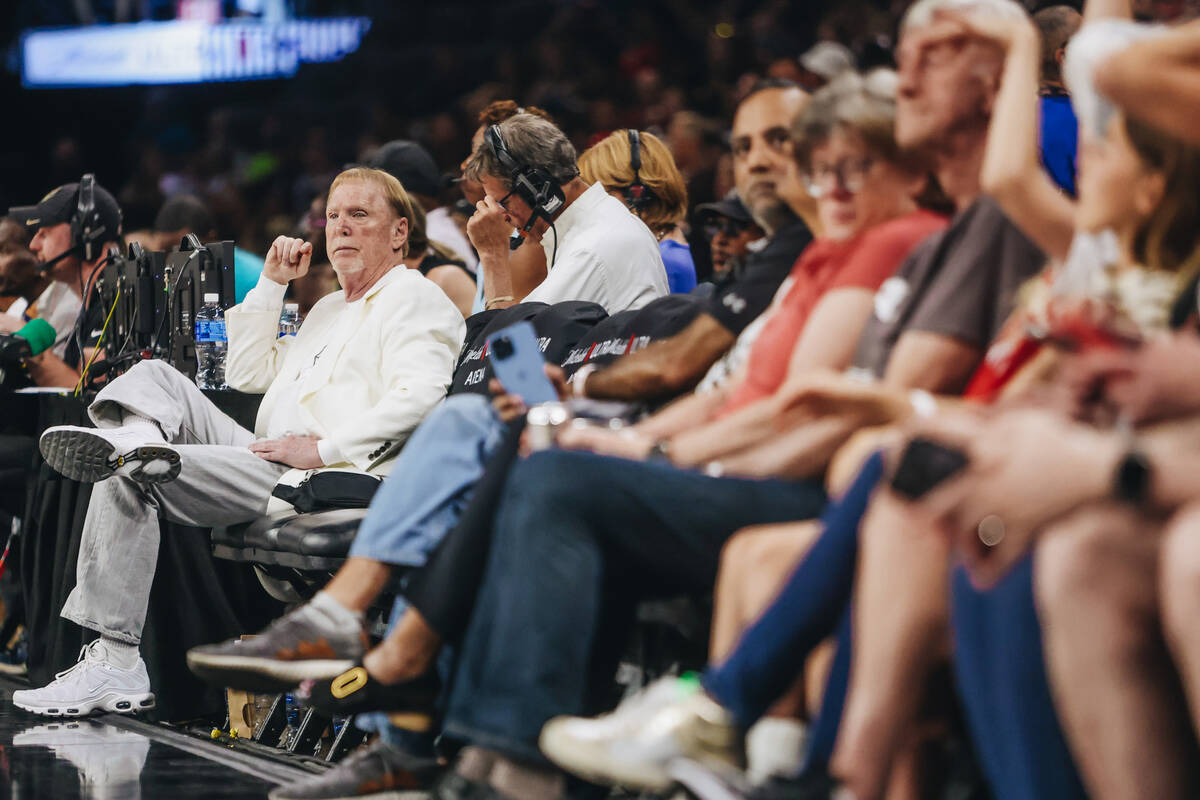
[1113,448,1153,506]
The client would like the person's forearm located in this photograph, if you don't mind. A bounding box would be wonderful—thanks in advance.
[980,26,1074,261]
[1096,26,1200,148]
[478,249,516,309]
[26,351,82,388]
[710,415,862,481]
[585,319,734,402]
[633,385,731,441]
[667,393,789,466]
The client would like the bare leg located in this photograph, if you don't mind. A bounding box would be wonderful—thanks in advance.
[830,492,950,800]
[362,605,442,684]
[323,557,392,613]
[711,521,822,718]
[1159,503,1200,748]
[1036,503,1199,800]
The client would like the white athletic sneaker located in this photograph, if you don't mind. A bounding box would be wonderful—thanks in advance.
[39,425,179,484]
[12,640,156,717]
[539,674,743,793]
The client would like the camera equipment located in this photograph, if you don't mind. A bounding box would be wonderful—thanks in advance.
[94,236,235,383]
[485,124,566,253]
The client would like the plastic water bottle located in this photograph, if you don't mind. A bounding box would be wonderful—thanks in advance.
[194,293,227,390]
[278,303,300,338]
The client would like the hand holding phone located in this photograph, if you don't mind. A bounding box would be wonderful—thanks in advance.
[486,321,559,406]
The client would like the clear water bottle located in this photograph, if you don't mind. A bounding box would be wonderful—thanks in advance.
[194,292,228,390]
[278,302,300,338]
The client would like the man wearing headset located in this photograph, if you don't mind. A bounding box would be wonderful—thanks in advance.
[463,113,669,314]
[7,177,124,387]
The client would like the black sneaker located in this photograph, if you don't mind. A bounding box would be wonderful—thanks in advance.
[187,605,368,692]
[302,664,441,732]
[268,740,441,800]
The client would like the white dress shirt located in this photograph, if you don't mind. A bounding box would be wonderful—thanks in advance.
[523,182,669,313]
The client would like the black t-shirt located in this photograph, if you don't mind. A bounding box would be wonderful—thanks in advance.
[450,301,607,395]
[560,294,704,377]
[851,197,1045,379]
[64,290,106,371]
[705,218,813,336]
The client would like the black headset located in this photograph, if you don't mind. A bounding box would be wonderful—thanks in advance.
[485,124,566,241]
[71,174,109,263]
[623,129,657,213]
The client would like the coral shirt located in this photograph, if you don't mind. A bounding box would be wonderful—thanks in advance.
[719,209,948,416]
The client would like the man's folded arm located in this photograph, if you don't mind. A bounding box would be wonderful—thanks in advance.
[225,275,293,393]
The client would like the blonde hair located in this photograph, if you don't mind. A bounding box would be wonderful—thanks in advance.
[577,130,689,236]
[328,167,417,257]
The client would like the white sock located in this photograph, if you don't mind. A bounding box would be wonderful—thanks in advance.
[119,412,166,444]
[746,717,808,785]
[98,636,141,670]
[308,591,363,632]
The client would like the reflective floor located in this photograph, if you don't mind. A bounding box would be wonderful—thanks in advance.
[0,686,291,799]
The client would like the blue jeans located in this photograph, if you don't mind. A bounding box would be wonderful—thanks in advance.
[951,558,1087,800]
[441,449,828,763]
[347,393,506,740]
[702,452,884,728]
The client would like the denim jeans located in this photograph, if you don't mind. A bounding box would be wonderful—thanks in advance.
[441,449,828,763]
[348,392,506,738]
[951,557,1087,800]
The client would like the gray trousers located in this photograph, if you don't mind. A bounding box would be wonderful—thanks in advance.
[60,360,288,644]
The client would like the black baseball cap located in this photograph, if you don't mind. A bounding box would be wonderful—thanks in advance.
[368,140,442,198]
[695,190,752,225]
[9,181,123,240]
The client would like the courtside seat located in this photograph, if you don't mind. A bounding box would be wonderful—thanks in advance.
[212,509,367,571]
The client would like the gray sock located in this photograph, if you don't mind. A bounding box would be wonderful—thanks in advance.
[455,746,498,783]
[98,636,140,670]
[307,591,363,632]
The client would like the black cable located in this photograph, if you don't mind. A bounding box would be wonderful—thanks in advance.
[550,222,558,269]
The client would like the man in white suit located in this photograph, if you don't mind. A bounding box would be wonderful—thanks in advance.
[13,167,466,717]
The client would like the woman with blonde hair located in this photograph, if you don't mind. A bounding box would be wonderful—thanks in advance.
[578,129,697,293]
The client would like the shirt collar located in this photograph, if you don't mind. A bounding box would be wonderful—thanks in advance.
[541,182,607,263]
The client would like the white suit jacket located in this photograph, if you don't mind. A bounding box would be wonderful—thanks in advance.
[225,266,466,475]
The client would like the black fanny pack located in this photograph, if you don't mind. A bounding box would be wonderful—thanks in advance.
[271,470,382,513]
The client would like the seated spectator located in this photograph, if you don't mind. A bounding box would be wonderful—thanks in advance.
[10,167,465,718]
[0,245,47,328]
[8,180,123,387]
[571,80,813,404]
[152,194,264,303]
[401,200,476,317]
[696,190,766,282]
[464,112,669,313]
[458,101,556,312]
[577,128,697,293]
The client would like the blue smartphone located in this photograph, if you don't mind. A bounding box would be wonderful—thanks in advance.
[486,321,558,405]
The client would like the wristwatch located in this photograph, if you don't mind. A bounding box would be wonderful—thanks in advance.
[1113,447,1153,506]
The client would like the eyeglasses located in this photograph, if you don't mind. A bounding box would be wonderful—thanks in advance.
[704,219,752,239]
[497,189,517,211]
[803,156,875,198]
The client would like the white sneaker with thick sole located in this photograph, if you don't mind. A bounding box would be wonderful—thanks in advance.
[539,675,743,793]
[11,640,156,717]
[39,425,179,485]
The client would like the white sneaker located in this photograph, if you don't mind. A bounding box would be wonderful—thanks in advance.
[539,675,743,793]
[39,425,179,484]
[12,640,156,717]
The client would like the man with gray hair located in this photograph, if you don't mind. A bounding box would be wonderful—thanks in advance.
[463,113,669,313]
